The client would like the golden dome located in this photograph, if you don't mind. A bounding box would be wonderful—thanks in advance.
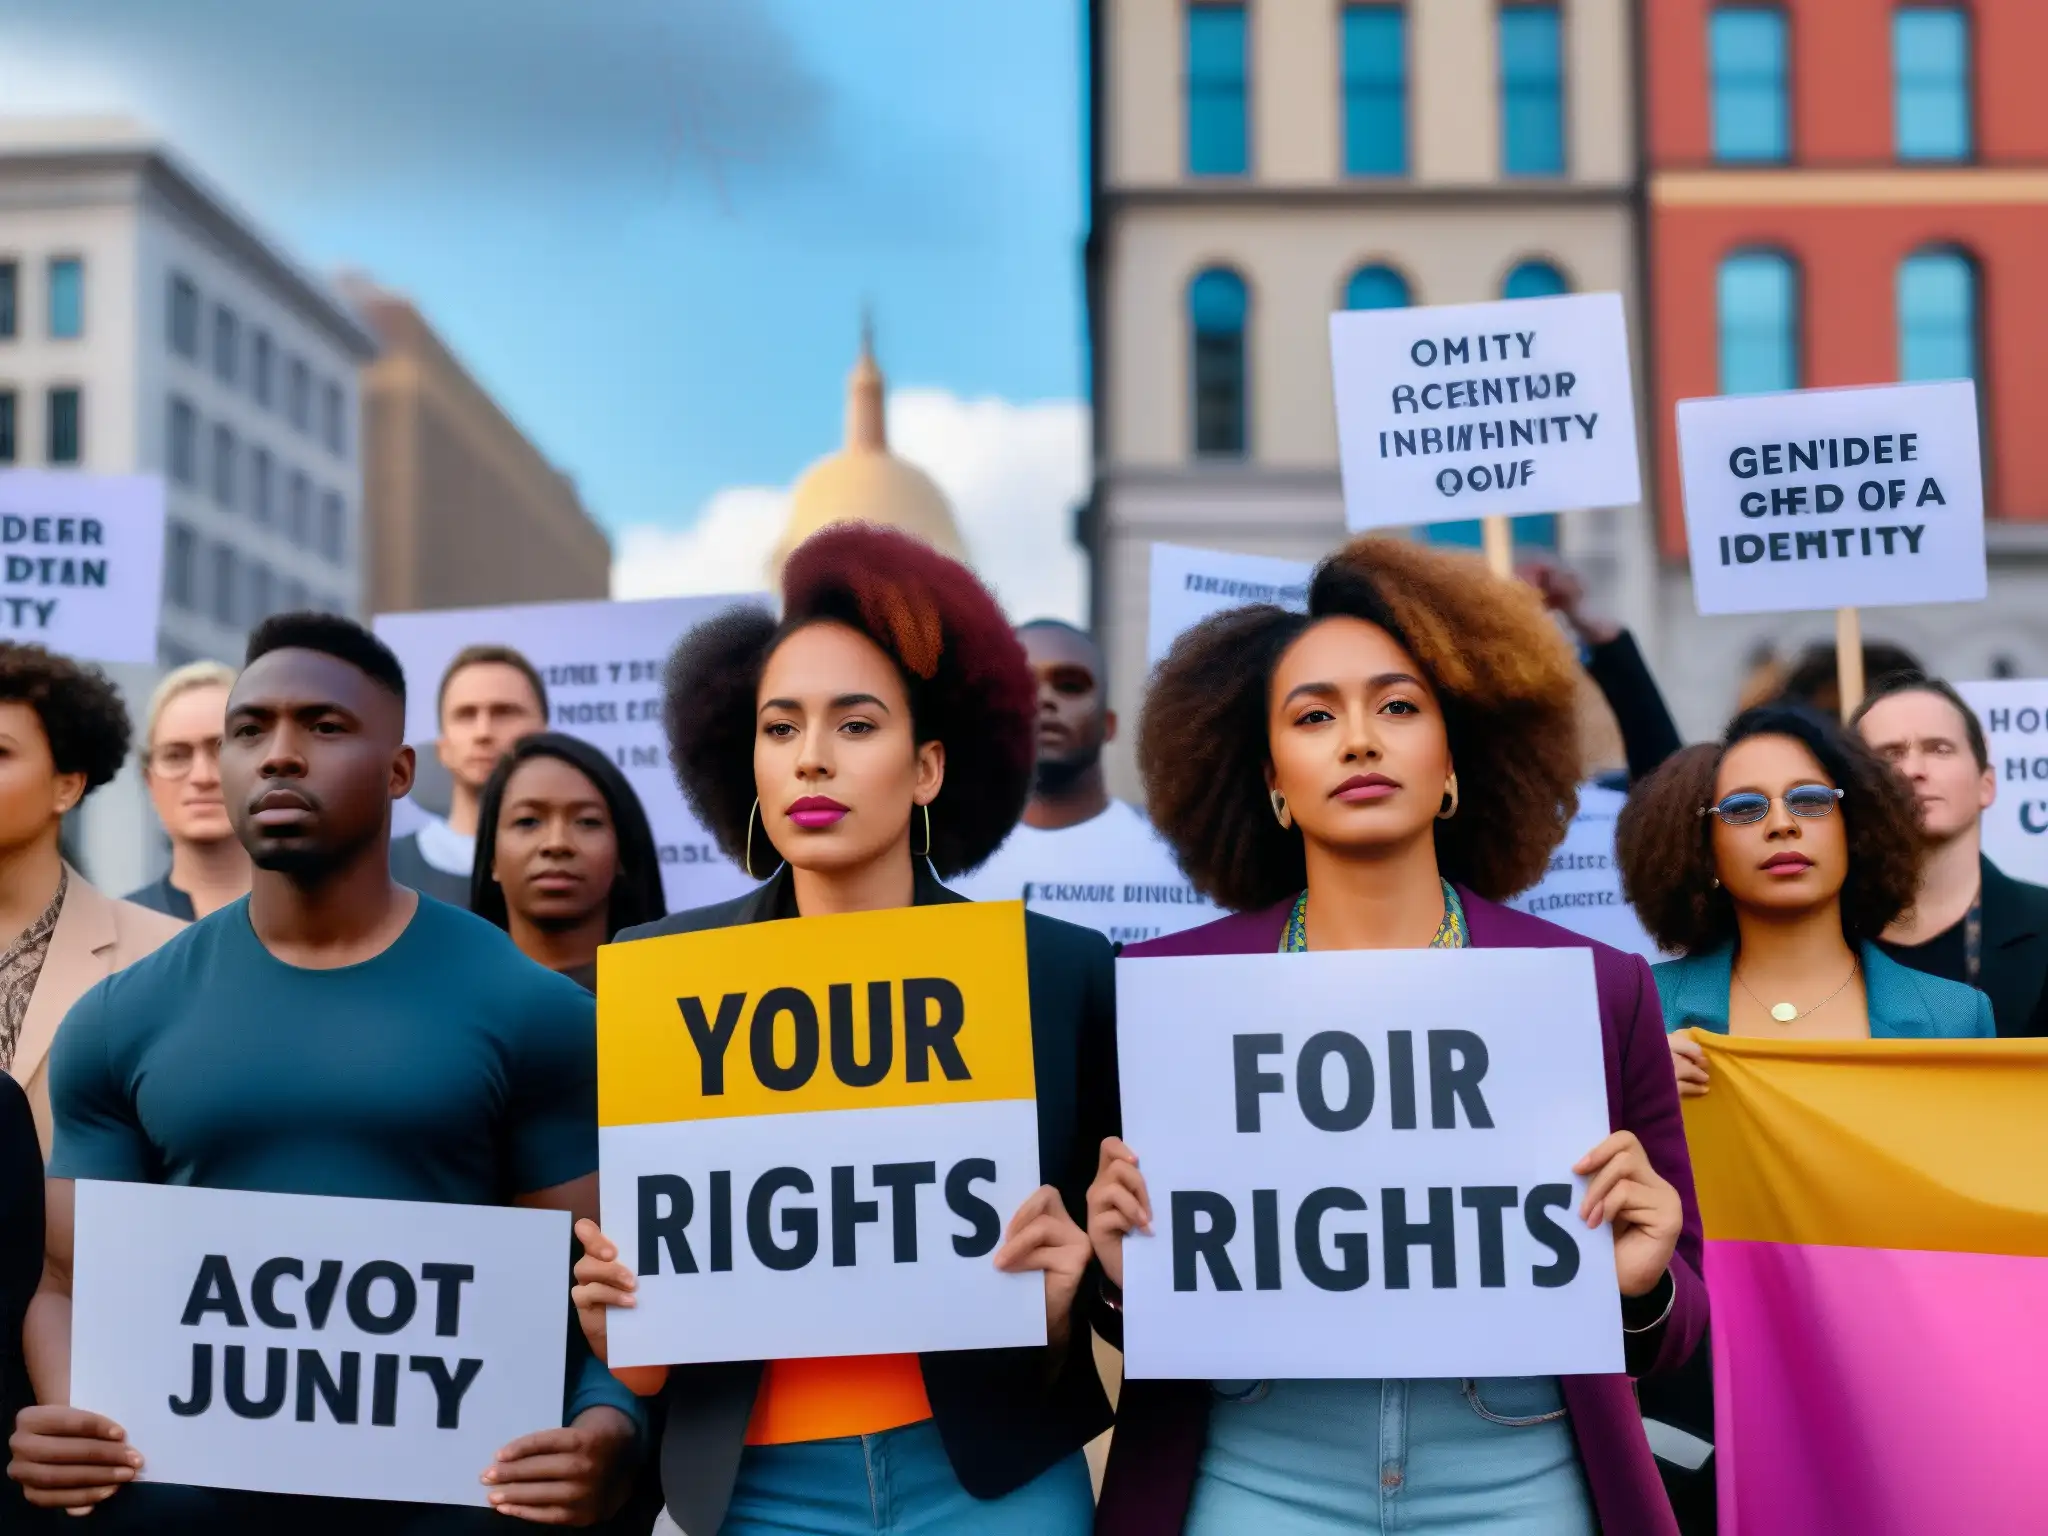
[772,325,967,573]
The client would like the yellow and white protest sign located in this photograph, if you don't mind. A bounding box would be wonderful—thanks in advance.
[597,901,1044,1367]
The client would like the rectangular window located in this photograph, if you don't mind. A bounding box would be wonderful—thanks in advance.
[1343,5,1409,175]
[169,273,200,357]
[210,542,238,627]
[288,470,311,546]
[211,424,237,509]
[168,397,198,485]
[213,305,240,386]
[287,357,311,431]
[47,388,81,464]
[1500,5,1565,175]
[321,380,346,455]
[252,329,274,407]
[0,391,14,462]
[0,262,16,338]
[47,258,83,338]
[1711,7,1790,163]
[250,446,274,525]
[166,521,196,610]
[1895,7,1971,161]
[1186,3,1249,176]
[319,491,345,561]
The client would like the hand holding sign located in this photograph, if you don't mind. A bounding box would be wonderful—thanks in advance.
[6,1406,144,1512]
[1571,1130,1683,1299]
[1085,1138,1152,1291]
[990,1186,1093,1350]
[481,1406,637,1524]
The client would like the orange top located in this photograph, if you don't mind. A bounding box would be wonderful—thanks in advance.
[743,1354,933,1445]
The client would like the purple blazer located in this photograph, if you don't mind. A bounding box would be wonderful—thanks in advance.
[1093,889,1706,1536]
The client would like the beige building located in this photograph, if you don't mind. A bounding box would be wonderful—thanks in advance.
[342,278,610,613]
[1086,0,1653,794]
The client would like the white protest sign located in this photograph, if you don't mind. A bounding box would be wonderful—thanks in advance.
[597,902,1045,1367]
[952,802,1218,946]
[1954,679,2048,887]
[0,471,165,663]
[1331,292,1642,532]
[375,594,768,912]
[1506,783,1662,960]
[69,1182,569,1507]
[1145,543,1311,667]
[1677,380,1985,616]
[1115,947,1621,1380]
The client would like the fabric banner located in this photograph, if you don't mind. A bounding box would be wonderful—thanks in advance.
[1682,1032,2048,1535]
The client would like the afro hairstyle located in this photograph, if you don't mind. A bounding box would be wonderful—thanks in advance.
[0,642,131,795]
[662,523,1035,880]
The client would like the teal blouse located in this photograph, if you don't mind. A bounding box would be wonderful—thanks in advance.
[1653,941,1995,1040]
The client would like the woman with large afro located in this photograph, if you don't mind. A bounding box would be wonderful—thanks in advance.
[570,524,1113,1536]
[1086,536,1705,1536]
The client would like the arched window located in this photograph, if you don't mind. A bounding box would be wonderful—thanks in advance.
[1897,247,1978,385]
[1502,260,1571,300]
[1345,264,1411,310]
[1717,250,1799,394]
[1190,268,1248,458]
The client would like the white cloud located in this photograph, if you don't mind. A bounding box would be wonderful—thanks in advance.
[611,390,1090,625]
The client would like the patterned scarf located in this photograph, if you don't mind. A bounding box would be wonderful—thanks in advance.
[1280,878,1467,954]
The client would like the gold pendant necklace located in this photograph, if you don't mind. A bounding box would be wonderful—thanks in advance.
[1736,960,1859,1024]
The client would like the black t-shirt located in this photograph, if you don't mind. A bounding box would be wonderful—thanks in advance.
[1876,914,1970,988]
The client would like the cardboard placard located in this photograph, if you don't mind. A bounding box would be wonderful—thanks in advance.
[598,902,1045,1367]
[0,471,165,663]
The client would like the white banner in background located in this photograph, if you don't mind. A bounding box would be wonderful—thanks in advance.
[1506,783,1661,960]
[69,1182,570,1507]
[1331,292,1642,532]
[0,471,166,663]
[1146,544,1311,668]
[1955,679,2048,888]
[375,594,768,913]
[1677,380,1986,616]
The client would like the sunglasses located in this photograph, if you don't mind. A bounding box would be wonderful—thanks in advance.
[1698,784,1844,827]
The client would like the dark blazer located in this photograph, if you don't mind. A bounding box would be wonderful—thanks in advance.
[2,1071,46,1526]
[1093,890,1707,1536]
[1979,857,2048,1038]
[612,863,1118,1536]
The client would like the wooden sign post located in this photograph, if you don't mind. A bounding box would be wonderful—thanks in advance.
[1835,606,1865,723]
[1482,514,1515,579]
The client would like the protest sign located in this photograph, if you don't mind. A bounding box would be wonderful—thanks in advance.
[375,594,767,912]
[1677,380,1985,617]
[1145,543,1311,667]
[598,901,1045,1367]
[952,800,1218,945]
[68,1181,569,1506]
[1331,292,1642,533]
[1955,679,2048,887]
[1506,783,1662,960]
[1115,947,1621,1379]
[0,470,165,663]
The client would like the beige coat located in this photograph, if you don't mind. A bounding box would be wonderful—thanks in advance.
[7,866,185,1156]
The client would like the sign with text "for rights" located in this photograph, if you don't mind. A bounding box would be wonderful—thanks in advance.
[68,1182,569,1506]
[1331,292,1642,531]
[1678,380,1986,616]
[598,902,1044,1367]
[1115,948,1621,1380]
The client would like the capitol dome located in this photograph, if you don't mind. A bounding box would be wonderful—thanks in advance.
[772,325,967,573]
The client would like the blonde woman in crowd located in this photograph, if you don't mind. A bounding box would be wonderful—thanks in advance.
[125,661,251,921]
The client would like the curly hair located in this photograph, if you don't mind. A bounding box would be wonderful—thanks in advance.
[0,642,132,795]
[1616,703,1922,956]
[663,523,1035,880]
[1139,536,1583,910]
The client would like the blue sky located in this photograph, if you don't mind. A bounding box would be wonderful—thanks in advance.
[0,0,1089,536]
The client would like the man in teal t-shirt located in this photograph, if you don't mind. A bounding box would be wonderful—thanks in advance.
[10,614,640,1534]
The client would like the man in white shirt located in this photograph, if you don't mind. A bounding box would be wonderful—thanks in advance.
[953,620,1216,944]
[389,645,548,907]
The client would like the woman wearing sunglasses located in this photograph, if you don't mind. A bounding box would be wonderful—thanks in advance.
[1617,702,1991,1099]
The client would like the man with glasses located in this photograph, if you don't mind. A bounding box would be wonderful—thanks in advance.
[125,662,252,920]
[1853,671,2048,1037]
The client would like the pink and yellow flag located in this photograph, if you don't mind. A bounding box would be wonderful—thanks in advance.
[1683,1032,2048,1535]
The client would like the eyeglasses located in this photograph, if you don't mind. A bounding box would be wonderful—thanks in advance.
[1698,784,1844,826]
[148,737,222,778]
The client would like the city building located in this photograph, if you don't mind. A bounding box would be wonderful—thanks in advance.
[1645,0,2048,733]
[339,276,611,614]
[1083,0,1653,797]
[0,116,376,893]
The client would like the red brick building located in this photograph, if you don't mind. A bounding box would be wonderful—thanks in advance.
[1645,0,2048,559]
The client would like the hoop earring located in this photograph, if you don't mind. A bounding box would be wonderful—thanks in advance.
[1269,790,1292,830]
[1438,773,1460,821]
[744,798,761,881]
[915,803,933,858]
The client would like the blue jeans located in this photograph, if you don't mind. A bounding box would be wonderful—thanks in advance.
[1186,1378,1596,1535]
[717,1419,1093,1535]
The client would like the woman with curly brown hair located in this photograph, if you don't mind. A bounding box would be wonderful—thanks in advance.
[568,525,1114,1536]
[1086,536,1704,1536]
[1617,704,1991,1102]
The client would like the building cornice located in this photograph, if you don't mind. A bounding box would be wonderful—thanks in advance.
[1652,166,2048,208]
[1100,180,1635,212]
